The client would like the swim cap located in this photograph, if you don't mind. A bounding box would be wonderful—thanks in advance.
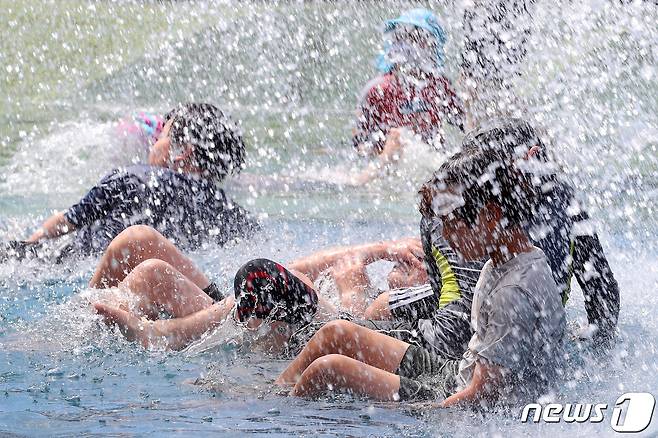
[376,8,447,73]
[233,259,319,326]
[116,111,164,146]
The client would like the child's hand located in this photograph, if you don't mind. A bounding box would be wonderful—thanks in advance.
[379,129,403,163]
[387,261,429,289]
[439,396,458,408]
[382,237,425,269]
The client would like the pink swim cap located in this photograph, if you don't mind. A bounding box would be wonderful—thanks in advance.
[116,111,164,146]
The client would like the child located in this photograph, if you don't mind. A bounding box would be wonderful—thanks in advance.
[90,224,421,351]
[12,103,257,261]
[93,255,335,353]
[362,118,619,355]
[275,145,566,406]
[350,8,464,185]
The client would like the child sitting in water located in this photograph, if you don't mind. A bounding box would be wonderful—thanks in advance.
[275,145,566,406]
[5,103,256,261]
[362,118,620,353]
[350,8,463,185]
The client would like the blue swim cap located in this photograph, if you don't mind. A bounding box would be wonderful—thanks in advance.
[376,8,447,73]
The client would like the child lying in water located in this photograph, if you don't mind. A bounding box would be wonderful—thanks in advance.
[90,224,424,352]
[275,145,566,406]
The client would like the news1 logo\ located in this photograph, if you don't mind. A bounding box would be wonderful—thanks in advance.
[521,392,656,432]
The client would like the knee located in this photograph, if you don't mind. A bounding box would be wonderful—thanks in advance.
[122,259,177,291]
[110,225,164,254]
[302,354,350,381]
[131,258,173,277]
[316,319,358,344]
[363,305,376,320]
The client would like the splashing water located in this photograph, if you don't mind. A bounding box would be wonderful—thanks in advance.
[1,0,657,436]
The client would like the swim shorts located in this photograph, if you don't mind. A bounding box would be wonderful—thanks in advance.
[282,312,357,359]
[386,286,472,360]
[396,345,460,401]
[203,282,225,302]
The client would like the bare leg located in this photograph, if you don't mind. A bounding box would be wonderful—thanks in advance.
[276,320,409,385]
[364,292,393,320]
[117,259,214,319]
[89,225,209,289]
[291,354,401,401]
[94,296,235,351]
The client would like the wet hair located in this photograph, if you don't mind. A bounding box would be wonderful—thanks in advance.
[463,117,550,163]
[164,103,245,181]
[421,145,537,229]
[419,117,552,222]
[233,259,319,326]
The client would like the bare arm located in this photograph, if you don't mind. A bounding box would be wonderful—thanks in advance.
[152,297,235,350]
[288,237,424,282]
[288,242,385,281]
[94,296,235,351]
[27,211,76,242]
[349,129,404,186]
[441,361,501,408]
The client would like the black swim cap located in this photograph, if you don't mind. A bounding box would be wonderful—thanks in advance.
[233,259,319,326]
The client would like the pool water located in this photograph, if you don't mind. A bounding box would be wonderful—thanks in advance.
[1,0,657,436]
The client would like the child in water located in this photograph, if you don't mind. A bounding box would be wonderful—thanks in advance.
[276,145,566,406]
[362,118,620,353]
[350,8,464,185]
[2,103,256,262]
[89,224,422,352]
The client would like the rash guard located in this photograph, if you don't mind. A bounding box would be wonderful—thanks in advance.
[353,72,463,154]
[64,164,258,255]
[418,178,620,354]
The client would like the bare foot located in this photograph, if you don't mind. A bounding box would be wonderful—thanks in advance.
[93,302,160,349]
